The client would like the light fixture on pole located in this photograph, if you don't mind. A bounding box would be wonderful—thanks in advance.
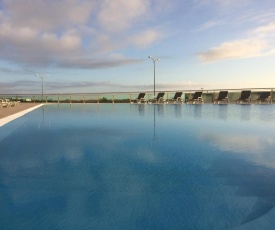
[148,56,160,97]
[35,74,49,102]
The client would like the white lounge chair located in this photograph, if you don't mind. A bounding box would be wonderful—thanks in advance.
[1,99,12,107]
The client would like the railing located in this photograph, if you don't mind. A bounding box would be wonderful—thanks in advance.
[0,87,274,104]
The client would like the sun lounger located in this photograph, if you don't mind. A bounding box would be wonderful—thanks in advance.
[186,92,203,104]
[213,91,229,104]
[11,100,19,106]
[1,99,12,107]
[255,92,271,104]
[167,92,183,104]
[149,92,165,103]
[236,90,251,104]
[132,93,146,103]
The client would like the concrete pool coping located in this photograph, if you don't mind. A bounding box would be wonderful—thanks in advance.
[0,104,44,127]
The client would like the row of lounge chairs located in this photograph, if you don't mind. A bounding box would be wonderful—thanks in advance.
[132,92,184,104]
[186,90,272,104]
[0,98,19,107]
[132,90,272,104]
[232,90,271,104]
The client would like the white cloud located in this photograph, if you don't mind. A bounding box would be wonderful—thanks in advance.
[196,0,250,9]
[0,23,84,66]
[97,0,151,32]
[198,39,269,62]
[3,0,94,31]
[202,133,265,153]
[197,20,224,31]
[197,19,275,63]
[129,29,163,48]
[200,132,275,168]
[60,33,82,50]
[0,0,172,69]
[253,22,275,36]
[0,23,37,43]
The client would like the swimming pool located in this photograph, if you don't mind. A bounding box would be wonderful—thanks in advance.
[1,103,275,229]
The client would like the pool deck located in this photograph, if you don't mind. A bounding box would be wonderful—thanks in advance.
[0,103,43,127]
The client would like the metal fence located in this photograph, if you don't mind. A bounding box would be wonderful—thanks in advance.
[0,87,274,104]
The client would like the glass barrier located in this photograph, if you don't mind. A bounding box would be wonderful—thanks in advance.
[0,89,274,104]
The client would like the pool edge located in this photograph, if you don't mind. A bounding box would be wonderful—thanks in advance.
[0,104,44,127]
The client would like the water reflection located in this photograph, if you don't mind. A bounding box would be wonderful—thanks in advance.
[1,104,275,229]
[218,104,228,120]
[42,105,45,124]
[199,124,275,225]
[153,105,156,139]
[200,130,275,168]
[174,104,182,118]
[150,105,159,144]
[194,104,202,118]
[257,104,274,122]
[38,105,51,128]
[130,103,146,116]
[240,104,251,121]
[212,154,275,225]
[155,104,164,117]
[137,104,145,116]
[0,116,165,228]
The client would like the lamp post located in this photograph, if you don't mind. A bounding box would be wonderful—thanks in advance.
[35,74,49,102]
[148,56,160,97]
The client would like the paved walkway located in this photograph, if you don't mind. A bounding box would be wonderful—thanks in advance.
[0,103,42,119]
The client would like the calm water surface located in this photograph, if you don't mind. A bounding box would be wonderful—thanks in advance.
[1,104,275,229]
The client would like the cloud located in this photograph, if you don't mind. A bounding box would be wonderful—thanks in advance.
[197,19,275,63]
[200,131,275,168]
[253,22,275,36]
[57,56,142,69]
[0,80,40,94]
[0,79,204,94]
[198,39,268,62]
[197,39,270,62]
[0,67,31,74]
[0,0,171,69]
[97,0,151,33]
[195,0,250,9]
[3,0,94,31]
[45,81,114,91]
[202,133,265,154]
[0,80,116,94]
[196,20,224,31]
[129,29,163,48]
[0,26,85,66]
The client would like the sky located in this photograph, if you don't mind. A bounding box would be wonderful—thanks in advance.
[1,0,275,94]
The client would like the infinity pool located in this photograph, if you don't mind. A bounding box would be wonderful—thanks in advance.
[1,104,275,229]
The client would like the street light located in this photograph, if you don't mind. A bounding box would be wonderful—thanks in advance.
[148,56,160,97]
[35,74,49,102]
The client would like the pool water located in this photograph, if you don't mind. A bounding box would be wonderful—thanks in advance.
[1,104,275,229]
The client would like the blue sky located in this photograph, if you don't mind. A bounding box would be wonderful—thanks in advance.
[1,0,275,94]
